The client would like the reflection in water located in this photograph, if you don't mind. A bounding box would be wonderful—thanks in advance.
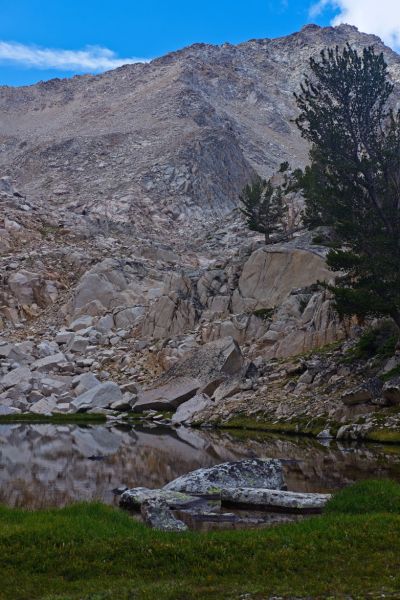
[0,423,399,509]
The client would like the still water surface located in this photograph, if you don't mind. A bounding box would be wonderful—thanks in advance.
[0,423,399,509]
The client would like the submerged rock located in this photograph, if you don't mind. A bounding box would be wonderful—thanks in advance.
[164,458,286,494]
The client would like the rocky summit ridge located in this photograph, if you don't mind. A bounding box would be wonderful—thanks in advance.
[1,23,400,238]
[0,24,400,440]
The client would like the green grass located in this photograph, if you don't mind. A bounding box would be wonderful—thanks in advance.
[365,429,400,444]
[0,413,107,425]
[343,320,398,364]
[1,481,400,599]
[382,365,400,381]
[220,414,337,437]
[251,307,275,320]
[326,479,400,515]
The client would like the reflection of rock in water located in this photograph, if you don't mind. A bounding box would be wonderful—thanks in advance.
[0,424,399,508]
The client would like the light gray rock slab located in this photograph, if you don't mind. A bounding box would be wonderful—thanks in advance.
[31,353,66,372]
[52,403,72,413]
[1,367,32,389]
[29,397,57,415]
[66,335,89,353]
[134,377,201,412]
[114,306,145,329]
[213,380,242,402]
[72,372,100,395]
[0,405,21,416]
[68,315,94,331]
[220,487,331,513]
[37,341,59,358]
[39,378,70,396]
[55,330,75,345]
[172,393,213,425]
[71,382,122,411]
[110,396,134,411]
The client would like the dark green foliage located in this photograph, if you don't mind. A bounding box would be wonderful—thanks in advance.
[279,161,290,173]
[325,479,400,515]
[311,234,324,244]
[252,307,275,320]
[240,176,286,244]
[345,321,397,361]
[295,45,400,329]
[382,365,400,381]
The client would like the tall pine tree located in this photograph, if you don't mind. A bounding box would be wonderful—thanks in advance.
[295,44,400,329]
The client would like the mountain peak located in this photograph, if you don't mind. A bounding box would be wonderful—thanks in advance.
[0,25,397,239]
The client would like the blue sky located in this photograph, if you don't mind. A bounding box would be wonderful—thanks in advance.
[0,0,397,86]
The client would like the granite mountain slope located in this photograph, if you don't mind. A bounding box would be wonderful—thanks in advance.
[1,24,400,238]
[1,25,400,440]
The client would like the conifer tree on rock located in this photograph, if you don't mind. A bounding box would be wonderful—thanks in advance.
[240,176,287,245]
[295,44,400,329]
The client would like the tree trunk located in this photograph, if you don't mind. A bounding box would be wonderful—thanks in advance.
[264,232,270,245]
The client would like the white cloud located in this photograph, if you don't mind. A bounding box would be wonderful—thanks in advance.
[0,41,149,72]
[309,0,400,49]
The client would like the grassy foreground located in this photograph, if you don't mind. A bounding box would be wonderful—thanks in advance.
[1,480,400,600]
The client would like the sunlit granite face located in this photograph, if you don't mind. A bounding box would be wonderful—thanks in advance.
[0,424,399,509]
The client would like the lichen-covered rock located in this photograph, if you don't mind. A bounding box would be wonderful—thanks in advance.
[140,497,188,532]
[120,487,219,511]
[164,459,286,494]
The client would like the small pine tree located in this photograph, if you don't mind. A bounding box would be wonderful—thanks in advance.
[240,176,286,244]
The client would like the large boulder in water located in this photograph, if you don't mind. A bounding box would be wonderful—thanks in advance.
[163,458,286,494]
